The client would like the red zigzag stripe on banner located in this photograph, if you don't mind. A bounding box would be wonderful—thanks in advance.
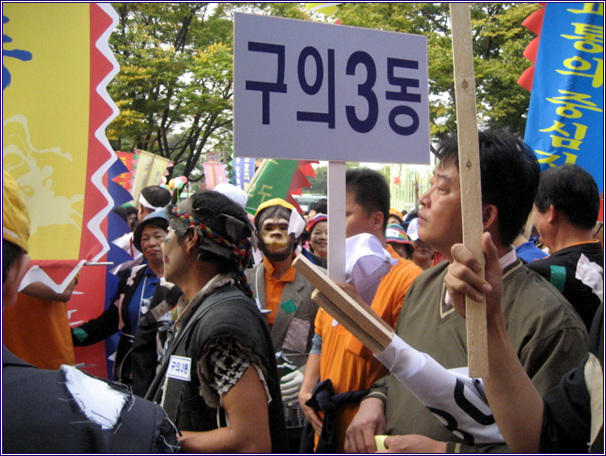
[517,3,546,92]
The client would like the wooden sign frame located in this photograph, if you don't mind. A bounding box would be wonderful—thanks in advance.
[293,254,394,354]
[450,3,488,378]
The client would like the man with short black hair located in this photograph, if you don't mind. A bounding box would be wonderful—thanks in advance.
[147,190,288,453]
[138,185,173,221]
[527,164,603,329]
[345,131,589,453]
[299,168,422,452]
[2,170,179,453]
[446,232,603,453]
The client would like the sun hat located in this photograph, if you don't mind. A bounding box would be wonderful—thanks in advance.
[385,223,413,245]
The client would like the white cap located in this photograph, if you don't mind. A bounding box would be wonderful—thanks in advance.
[407,218,420,241]
[346,233,397,305]
[213,183,248,209]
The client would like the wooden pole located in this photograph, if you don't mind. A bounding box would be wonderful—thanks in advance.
[327,161,346,282]
[450,3,489,378]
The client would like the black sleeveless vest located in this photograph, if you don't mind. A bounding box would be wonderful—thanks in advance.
[147,285,288,452]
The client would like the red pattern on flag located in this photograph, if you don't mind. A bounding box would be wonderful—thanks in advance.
[517,4,546,91]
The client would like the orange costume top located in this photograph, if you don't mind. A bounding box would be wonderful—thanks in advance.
[3,293,76,369]
[314,245,422,451]
[261,256,297,330]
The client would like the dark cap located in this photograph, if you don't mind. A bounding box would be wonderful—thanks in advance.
[133,210,169,251]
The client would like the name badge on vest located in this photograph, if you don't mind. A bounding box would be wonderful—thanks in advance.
[166,355,192,381]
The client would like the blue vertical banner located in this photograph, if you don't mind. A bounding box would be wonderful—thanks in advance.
[232,156,256,190]
[523,3,603,193]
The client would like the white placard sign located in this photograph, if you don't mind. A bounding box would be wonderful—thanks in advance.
[234,13,430,164]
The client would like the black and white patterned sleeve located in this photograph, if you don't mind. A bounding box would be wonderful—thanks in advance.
[197,337,269,409]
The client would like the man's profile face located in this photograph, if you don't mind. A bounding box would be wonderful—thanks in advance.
[531,204,552,250]
[345,190,377,238]
[259,216,294,262]
[161,226,186,285]
[417,161,463,257]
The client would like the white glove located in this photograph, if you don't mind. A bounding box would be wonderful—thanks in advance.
[280,369,304,404]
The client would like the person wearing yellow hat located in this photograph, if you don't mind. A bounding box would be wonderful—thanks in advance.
[246,197,321,451]
[3,170,32,305]
[3,166,79,369]
[3,164,78,371]
[2,170,179,453]
[387,208,404,226]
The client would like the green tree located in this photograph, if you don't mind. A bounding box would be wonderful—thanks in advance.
[335,3,539,139]
[107,3,317,182]
[307,165,327,194]
[107,3,537,182]
[108,3,235,182]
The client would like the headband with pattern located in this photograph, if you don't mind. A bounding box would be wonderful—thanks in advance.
[171,206,253,298]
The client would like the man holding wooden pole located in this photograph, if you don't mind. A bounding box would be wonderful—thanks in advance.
[446,232,603,453]
[344,130,589,453]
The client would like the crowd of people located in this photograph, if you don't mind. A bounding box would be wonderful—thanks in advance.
[2,129,603,453]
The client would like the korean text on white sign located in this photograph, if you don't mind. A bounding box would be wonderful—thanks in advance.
[234,13,430,165]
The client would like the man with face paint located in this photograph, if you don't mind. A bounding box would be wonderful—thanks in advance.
[246,198,321,450]
[146,191,288,452]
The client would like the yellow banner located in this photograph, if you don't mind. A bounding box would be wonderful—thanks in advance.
[3,3,90,260]
[305,3,340,16]
[130,150,172,205]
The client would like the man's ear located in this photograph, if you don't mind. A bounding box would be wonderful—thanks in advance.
[482,204,499,231]
[373,211,385,232]
[547,204,558,224]
[183,227,200,255]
